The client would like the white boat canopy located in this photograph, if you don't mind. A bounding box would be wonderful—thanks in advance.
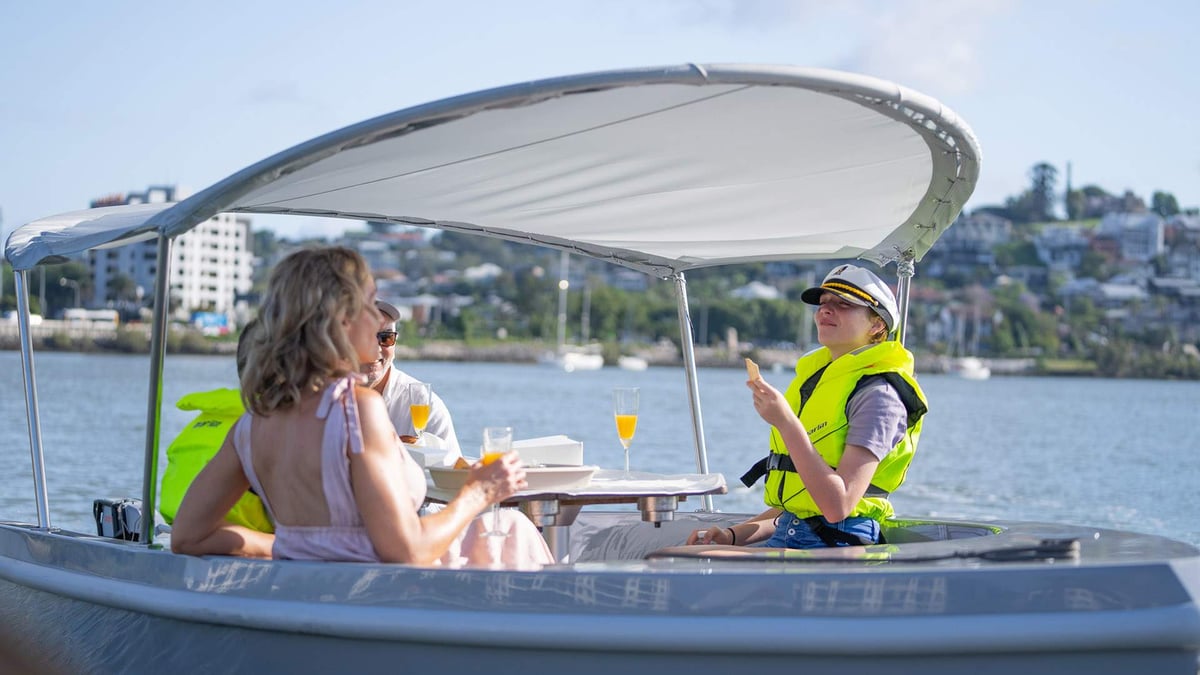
[6,63,980,275]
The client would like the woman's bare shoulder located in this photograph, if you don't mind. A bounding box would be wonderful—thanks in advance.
[353,385,399,448]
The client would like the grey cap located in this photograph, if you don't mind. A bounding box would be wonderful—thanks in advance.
[376,300,401,323]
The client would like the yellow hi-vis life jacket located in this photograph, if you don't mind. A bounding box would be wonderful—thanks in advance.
[159,388,274,533]
[742,341,928,522]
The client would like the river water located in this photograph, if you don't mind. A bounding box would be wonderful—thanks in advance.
[2,351,1198,547]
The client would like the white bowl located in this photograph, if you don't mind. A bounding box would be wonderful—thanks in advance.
[428,465,598,493]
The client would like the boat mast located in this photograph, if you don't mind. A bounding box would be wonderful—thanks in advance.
[555,250,569,356]
[580,283,591,344]
[671,271,714,511]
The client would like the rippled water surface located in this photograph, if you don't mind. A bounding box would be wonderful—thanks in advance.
[2,351,1198,546]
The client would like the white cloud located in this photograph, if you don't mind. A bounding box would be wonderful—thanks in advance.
[649,0,1013,96]
[839,0,1015,96]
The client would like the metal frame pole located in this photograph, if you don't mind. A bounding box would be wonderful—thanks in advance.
[14,270,51,529]
[671,272,713,511]
[140,236,173,544]
[894,252,916,346]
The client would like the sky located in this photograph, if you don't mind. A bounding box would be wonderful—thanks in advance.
[2,0,1197,241]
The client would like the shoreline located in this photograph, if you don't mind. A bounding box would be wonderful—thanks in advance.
[11,322,1186,379]
[0,332,1092,377]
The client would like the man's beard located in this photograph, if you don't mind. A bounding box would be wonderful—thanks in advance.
[360,357,387,388]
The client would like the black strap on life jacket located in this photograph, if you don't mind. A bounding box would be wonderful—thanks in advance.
[803,516,877,547]
[849,372,928,428]
[739,370,927,488]
[740,453,891,496]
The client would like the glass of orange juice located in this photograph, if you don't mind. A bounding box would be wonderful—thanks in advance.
[613,387,639,477]
[480,425,513,538]
[407,382,432,444]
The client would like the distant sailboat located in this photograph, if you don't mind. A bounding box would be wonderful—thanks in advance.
[954,356,991,380]
[952,304,991,380]
[617,355,649,371]
[541,250,603,372]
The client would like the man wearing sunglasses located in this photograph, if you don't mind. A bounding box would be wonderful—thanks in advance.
[361,300,462,459]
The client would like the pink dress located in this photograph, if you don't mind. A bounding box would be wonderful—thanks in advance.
[233,375,551,568]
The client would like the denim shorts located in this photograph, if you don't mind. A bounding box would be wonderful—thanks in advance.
[764,512,880,549]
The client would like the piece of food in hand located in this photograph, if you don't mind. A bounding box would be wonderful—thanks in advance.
[744,357,761,381]
[399,434,419,444]
[453,457,471,470]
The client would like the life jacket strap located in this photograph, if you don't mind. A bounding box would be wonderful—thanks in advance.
[803,516,876,547]
[740,453,889,498]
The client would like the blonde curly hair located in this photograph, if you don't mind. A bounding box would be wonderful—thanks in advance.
[241,246,378,416]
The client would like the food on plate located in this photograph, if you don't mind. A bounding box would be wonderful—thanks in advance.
[399,434,419,444]
[744,357,761,381]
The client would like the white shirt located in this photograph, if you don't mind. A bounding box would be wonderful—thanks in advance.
[378,365,462,458]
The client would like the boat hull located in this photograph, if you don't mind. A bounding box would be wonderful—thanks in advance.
[2,517,1198,674]
[540,350,604,372]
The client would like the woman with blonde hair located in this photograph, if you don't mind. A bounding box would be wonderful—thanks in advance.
[691,264,928,549]
[172,246,551,568]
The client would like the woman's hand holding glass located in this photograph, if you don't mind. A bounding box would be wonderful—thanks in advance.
[477,426,520,538]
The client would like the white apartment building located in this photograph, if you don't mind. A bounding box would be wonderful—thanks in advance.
[1098,212,1165,263]
[88,185,253,318]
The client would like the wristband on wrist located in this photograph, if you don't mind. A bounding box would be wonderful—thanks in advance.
[726,527,737,545]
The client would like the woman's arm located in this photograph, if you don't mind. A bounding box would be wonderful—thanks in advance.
[748,379,880,522]
[350,389,523,564]
[687,507,781,546]
[171,434,275,558]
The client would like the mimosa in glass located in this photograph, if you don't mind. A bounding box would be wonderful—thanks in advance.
[481,426,513,538]
[407,382,432,443]
[613,387,639,477]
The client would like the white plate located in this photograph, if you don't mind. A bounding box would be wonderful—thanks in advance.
[428,465,598,492]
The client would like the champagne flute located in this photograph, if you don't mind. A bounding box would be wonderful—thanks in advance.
[407,382,432,444]
[613,387,639,478]
[480,426,513,538]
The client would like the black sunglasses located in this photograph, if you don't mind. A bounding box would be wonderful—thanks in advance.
[377,331,398,347]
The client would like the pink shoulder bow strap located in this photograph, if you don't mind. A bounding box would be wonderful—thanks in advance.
[316,374,368,456]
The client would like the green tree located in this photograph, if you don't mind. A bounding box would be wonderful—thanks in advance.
[993,240,1042,267]
[107,273,139,304]
[1005,162,1059,224]
[1,260,14,313]
[1151,191,1180,217]
[991,284,1058,357]
[1076,249,1110,280]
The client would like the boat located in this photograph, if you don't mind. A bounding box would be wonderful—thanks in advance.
[539,347,604,372]
[617,355,649,371]
[539,344,604,372]
[951,304,991,379]
[541,250,605,371]
[953,355,992,380]
[4,64,1198,673]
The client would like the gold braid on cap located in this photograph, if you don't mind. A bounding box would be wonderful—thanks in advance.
[822,281,878,306]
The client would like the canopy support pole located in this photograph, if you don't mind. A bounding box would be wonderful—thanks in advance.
[671,272,713,512]
[894,251,916,346]
[14,270,51,529]
[140,235,174,545]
